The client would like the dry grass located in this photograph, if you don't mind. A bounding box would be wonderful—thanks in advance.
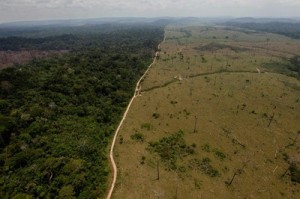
[113,25,300,199]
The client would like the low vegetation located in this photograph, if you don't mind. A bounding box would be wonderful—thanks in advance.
[114,24,300,198]
[290,163,300,183]
[262,55,300,78]
[194,42,248,53]
[130,133,144,142]
[188,158,220,177]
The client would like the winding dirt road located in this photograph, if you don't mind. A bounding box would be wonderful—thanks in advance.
[106,34,166,199]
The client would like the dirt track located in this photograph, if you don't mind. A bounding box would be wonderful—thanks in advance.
[106,34,166,199]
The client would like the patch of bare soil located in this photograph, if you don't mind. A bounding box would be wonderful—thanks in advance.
[0,50,68,69]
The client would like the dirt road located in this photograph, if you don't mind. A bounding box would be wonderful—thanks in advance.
[106,34,166,199]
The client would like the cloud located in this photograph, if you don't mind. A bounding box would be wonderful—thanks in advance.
[0,0,299,23]
[1,0,299,9]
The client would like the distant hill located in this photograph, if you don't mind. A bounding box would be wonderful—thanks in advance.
[229,17,300,23]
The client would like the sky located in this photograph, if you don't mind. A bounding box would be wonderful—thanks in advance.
[0,0,300,23]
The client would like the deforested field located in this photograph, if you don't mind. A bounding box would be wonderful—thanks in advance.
[114,25,300,198]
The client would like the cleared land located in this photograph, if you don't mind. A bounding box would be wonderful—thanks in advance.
[0,50,67,69]
[113,25,300,198]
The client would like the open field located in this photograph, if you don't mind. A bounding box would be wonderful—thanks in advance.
[113,25,300,198]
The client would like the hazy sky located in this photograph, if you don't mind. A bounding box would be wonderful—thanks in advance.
[0,0,300,23]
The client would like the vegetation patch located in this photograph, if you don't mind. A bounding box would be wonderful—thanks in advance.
[188,158,220,177]
[147,130,195,170]
[131,133,144,142]
[289,163,300,183]
[141,123,153,131]
[194,42,248,53]
[214,150,226,161]
[0,24,164,198]
[152,112,160,119]
[224,22,300,39]
[202,143,210,152]
[262,59,299,78]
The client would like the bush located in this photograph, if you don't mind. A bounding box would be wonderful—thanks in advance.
[289,163,300,183]
[152,112,160,119]
[214,150,226,161]
[148,130,195,170]
[130,133,144,142]
[189,158,220,177]
[141,123,152,131]
[202,143,210,152]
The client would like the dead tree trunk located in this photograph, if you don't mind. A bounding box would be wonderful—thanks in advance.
[193,116,198,133]
[227,171,238,186]
[281,167,290,178]
[267,113,275,127]
[157,161,160,180]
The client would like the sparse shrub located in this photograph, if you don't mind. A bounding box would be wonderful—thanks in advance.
[202,157,211,164]
[262,113,268,118]
[170,100,178,105]
[183,109,190,116]
[141,123,152,130]
[201,56,207,63]
[214,150,226,161]
[152,112,160,119]
[189,158,220,177]
[251,110,257,114]
[131,133,144,142]
[202,143,210,152]
[194,179,202,189]
[178,166,186,172]
[282,152,289,161]
[119,136,124,144]
[140,156,146,165]
[289,163,300,183]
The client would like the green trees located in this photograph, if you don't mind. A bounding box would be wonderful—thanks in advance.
[224,22,300,39]
[148,131,195,170]
[0,24,164,198]
[0,114,15,148]
[289,55,300,77]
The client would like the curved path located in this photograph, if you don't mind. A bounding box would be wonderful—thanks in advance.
[106,34,166,199]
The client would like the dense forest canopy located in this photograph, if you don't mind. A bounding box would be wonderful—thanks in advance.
[0,23,165,51]
[0,23,164,198]
[223,21,300,39]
